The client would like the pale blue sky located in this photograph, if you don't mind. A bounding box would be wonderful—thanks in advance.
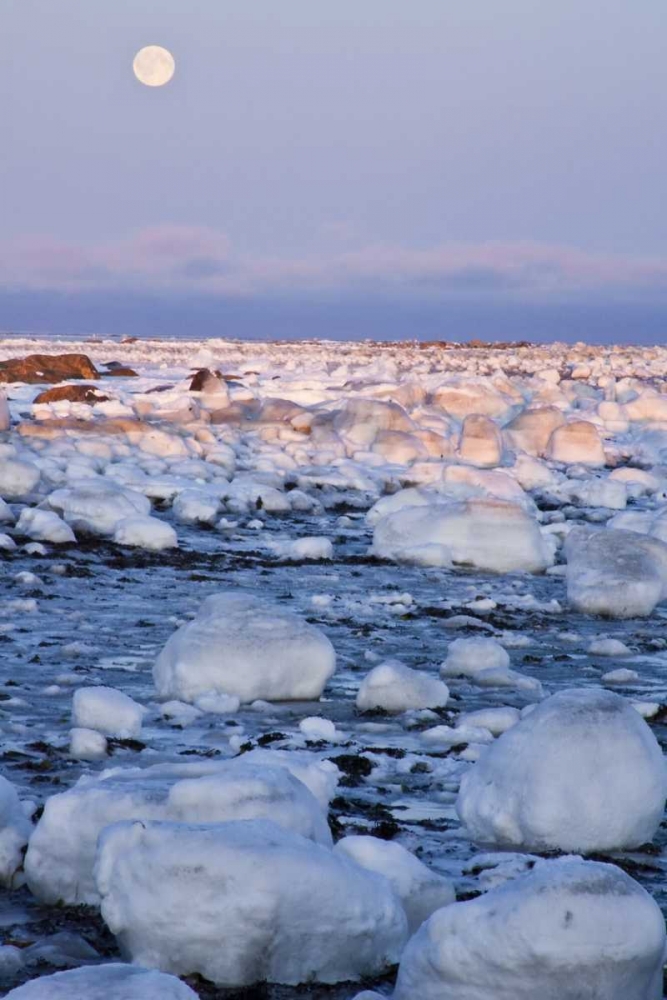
[1,0,666,339]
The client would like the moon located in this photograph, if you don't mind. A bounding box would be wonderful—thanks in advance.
[133,46,175,88]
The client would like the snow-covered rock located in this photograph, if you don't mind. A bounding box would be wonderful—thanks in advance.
[0,774,32,887]
[566,527,667,618]
[334,835,455,934]
[393,857,665,1000]
[372,498,552,573]
[172,489,220,525]
[269,536,333,561]
[356,660,449,713]
[15,508,76,544]
[113,516,178,551]
[456,688,667,853]
[3,964,199,999]
[95,819,407,986]
[69,727,109,761]
[153,591,336,703]
[25,760,332,905]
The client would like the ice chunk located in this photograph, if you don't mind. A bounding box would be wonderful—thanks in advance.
[95,819,407,986]
[566,527,667,618]
[458,414,503,468]
[72,687,145,739]
[456,688,667,852]
[372,498,552,573]
[15,508,76,544]
[334,835,455,934]
[0,459,40,499]
[25,759,332,905]
[546,420,605,466]
[356,660,449,713]
[47,481,150,535]
[4,963,199,999]
[69,727,108,761]
[441,637,510,677]
[153,591,336,703]
[393,857,665,1000]
[0,774,33,886]
[113,516,178,551]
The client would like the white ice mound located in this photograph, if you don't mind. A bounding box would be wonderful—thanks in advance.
[334,835,455,934]
[72,687,145,739]
[393,857,666,1000]
[356,660,449,713]
[440,637,540,692]
[566,526,667,618]
[0,774,32,887]
[0,458,40,499]
[4,963,199,999]
[95,819,408,986]
[456,688,667,853]
[113,516,178,551]
[371,498,552,573]
[546,419,606,466]
[24,760,332,905]
[153,591,336,703]
[46,481,151,535]
[15,508,76,544]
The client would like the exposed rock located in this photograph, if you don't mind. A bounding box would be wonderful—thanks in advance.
[189,368,225,392]
[0,353,98,384]
[33,384,110,405]
[102,366,138,377]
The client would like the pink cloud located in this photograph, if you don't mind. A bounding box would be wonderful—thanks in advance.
[1,227,667,298]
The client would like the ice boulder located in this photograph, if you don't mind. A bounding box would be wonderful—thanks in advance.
[0,392,9,432]
[15,508,76,544]
[113,515,178,551]
[546,419,605,466]
[334,835,455,934]
[72,687,145,739]
[153,591,336,703]
[356,660,449,713]
[393,857,666,1000]
[458,414,503,468]
[95,819,407,986]
[0,774,32,886]
[46,481,150,535]
[25,759,331,905]
[0,458,40,499]
[372,498,552,573]
[566,527,667,618]
[4,963,199,999]
[456,688,667,853]
[504,405,565,457]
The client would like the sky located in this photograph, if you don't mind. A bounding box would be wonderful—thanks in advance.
[1,0,667,342]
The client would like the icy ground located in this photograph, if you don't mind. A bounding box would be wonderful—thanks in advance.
[3,337,667,996]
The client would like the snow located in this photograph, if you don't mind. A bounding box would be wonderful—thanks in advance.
[0,773,33,887]
[72,687,145,739]
[356,660,449,713]
[566,527,667,618]
[456,688,667,853]
[393,857,666,1000]
[112,515,178,551]
[334,835,455,934]
[441,637,510,677]
[95,819,407,986]
[24,759,332,905]
[268,535,333,561]
[4,963,199,999]
[69,727,109,761]
[153,591,336,703]
[46,482,151,535]
[372,498,553,573]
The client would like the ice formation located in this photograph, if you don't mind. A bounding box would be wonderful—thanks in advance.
[0,774,33,886]
[95,819,407,986]
[4,964,199,999]
[24,759,332,905]
[393,858,666,1000]
[153,591,336,703]
[457,688,667,852]
[356,660,449,713]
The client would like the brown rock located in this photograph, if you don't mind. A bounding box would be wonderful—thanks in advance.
[33,384,110,405]
[0,353,98,384]
[102,367,138,377]
[189,368,224,392]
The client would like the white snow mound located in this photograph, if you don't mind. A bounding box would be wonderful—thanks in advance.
[356,660,449,713]
[3,963,198,999]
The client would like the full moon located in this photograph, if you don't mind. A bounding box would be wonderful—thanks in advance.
[133,45,175,87]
